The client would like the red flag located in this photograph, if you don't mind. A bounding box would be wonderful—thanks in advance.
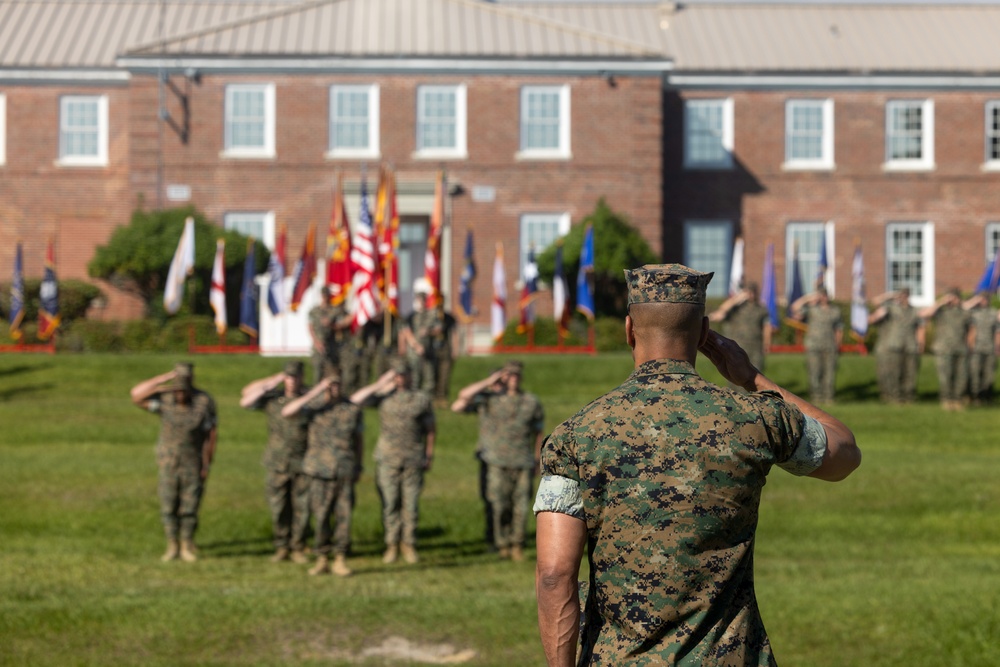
[290,223,317,312]
[326,174,353,306]
[380,167,400,316]
[38,239,61,341]
[209,239,227,335]
[424,170,445,308]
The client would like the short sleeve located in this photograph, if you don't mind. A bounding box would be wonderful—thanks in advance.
[776,414,828,476]
[533,475,585,519]
[756,390,807,464]
[538,422,580,483]
[146,399,162,414]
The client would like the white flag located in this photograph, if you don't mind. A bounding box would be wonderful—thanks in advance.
[210,239,227,335]
[729,237,744,296]
[164,217,195,315]
[851,245,868,337]
[491,243,507,343]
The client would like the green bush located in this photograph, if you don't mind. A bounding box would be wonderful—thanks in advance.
[0,279,104,343]
[56,316,256,353]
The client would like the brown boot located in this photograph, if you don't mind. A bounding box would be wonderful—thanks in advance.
[179,540,198,563]
[497,546,510,560]
[290,550,309,564]
[270,547,290,563]
[510,546,525,562]
[161,539,180,562]
[401,544,419,564]
[382,544,399,564]
[308,555,330,576]
[331,554,352,577]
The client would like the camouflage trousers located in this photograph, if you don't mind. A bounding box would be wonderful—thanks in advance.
[409,353,437,393]
[268,470,311,551]
[486,465,533,550]
[158,464,204,541]
[935,352,969,402]
[434,354,454,401]
[340,347,371,397]
[969,352,997,402]
[375,463,424,547]
[806,349,838,402]
[877,350,920,402]
[309,475,354,557]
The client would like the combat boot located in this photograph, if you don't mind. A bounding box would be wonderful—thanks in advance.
[308,555,330,576]
[497,546,510,560]
[401,544,419,564]
[510,546,525,562]
[290,550,309,564]
[332,554,352,577]
[161,539,180,562]
[270,547,290,563]
[179,540,198,562]
[382,544,399,564]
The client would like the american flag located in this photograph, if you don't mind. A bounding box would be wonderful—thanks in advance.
[350,174,380,332]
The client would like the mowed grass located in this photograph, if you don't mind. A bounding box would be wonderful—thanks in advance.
[1,351,998,666]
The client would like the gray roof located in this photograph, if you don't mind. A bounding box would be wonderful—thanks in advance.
[2,1,1000,77]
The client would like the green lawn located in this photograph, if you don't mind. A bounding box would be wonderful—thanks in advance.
[1,352,998,666]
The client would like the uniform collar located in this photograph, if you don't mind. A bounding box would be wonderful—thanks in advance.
[632,358,697,378]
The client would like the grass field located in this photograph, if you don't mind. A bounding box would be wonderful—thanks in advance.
[1,351,999,666]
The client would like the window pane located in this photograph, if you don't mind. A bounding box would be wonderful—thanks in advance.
[685,222,731,297]
[686,102,727,165]
[224,213,265,240]
[228,88,267,149]
[418,88,457,150]
[988,103,1000,161]
[888,227,925,297]
[787,102,824,161]
[787,223,824,293]
[521,215,563,278]
[332,88,371,150]
[888,102,924,161]
[61,97,100,158]
[523,89,561,150]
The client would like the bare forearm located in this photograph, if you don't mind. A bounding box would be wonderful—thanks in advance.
[537,576,580,667]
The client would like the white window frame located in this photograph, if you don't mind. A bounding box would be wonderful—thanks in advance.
[886,222,935,306]
[519,213,571,282]
[517,85,571,160]
[884,99,934,171]
[223,211,276,250]
[57,95,108,167]
[327,84,379,159]
[683,98,734,170]
[984,101,1000,170]
[415,84,467,159]
[784,99,834,170]
[223,84,276,159]
[684,220,734,298]
[0,93,6,166]
[785,221,835,297]
[985,223,1000,263]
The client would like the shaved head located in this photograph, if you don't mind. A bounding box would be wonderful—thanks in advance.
[629,301,705,349]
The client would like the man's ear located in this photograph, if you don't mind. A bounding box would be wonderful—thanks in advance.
[698,316,710,347]
[625,315,636,350]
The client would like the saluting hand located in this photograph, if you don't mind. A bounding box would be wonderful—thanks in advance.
[699,330,759,390]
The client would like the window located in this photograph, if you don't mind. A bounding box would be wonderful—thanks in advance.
[224,84,275,158]
[329,85,379,158]
[885,100,934,170]
[684,220,733,298]
[520,213,570,281]
[224,212,276,250]
[58,95,108,166]
[785,99,833,169]
[986,223,1000,263]
[985,102,1000,167]
[0,93,5,166]
[518,86,570,159]
[684,99,733,169]
[416,85,466,158]
[886,222,934,305]
[786,222,835,297]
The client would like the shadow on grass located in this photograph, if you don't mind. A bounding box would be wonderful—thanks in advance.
[0,382,54,401]
[0,363,50,377]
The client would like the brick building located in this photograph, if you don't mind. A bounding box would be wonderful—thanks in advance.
[1,0,999,333]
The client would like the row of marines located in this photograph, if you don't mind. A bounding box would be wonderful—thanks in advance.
[130,357,543,575]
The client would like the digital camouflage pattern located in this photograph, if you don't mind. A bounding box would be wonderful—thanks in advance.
[802,304,843,402]
[372,389,435,468]
[301,399,364,479]
[376,464,425,547]
[407,308,446,392]
[540,358,806,666]
[149,389,217,540]
[310,475,354,556]
[309,301,349,380]
[874,302,922,402]
[624,264,712,305]
[874,302,922,353]
[969,306,999,402]
[722,302,769,370]
[472,391,544,469]
[486,466,533,550]
[253,389,310,473]
[931,304,972,402]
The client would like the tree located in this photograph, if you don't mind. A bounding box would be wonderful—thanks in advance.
[536,198,658,318]
[88,206,270,318]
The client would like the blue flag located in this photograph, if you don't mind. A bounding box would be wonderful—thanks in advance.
[9,243,24,341]
[816,231,828,290]
[239,239,259,338]
[458,230,476,321]
[975,245,1000,294]
[38,240,60,341]
[576,225,595,321]
[786,242,804,318]
[762,243,779,328]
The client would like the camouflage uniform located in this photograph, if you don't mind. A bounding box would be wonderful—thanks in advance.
[801,302,843,402]
[721,301,770,371]
[301,398,364,557]
[364,388,435,548]
[407,308,445,393]
[930,304,972,404]
[874,302,922,403]
[969,304,999,403]
[371,315,402,379]
[246,386,311,551]
[339,325,371,397]
[309,301,348,384]
[148,390,217,542]
[432,310,458,401]
[537,358,813,666]
[463,389,544,552]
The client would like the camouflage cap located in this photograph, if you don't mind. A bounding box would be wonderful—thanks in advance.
[322,361,341,382]
[624,264,713,306]
[390,358,411,375]
[284,360,304,378]
[170,362,194,391]
[503,360,524,375]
